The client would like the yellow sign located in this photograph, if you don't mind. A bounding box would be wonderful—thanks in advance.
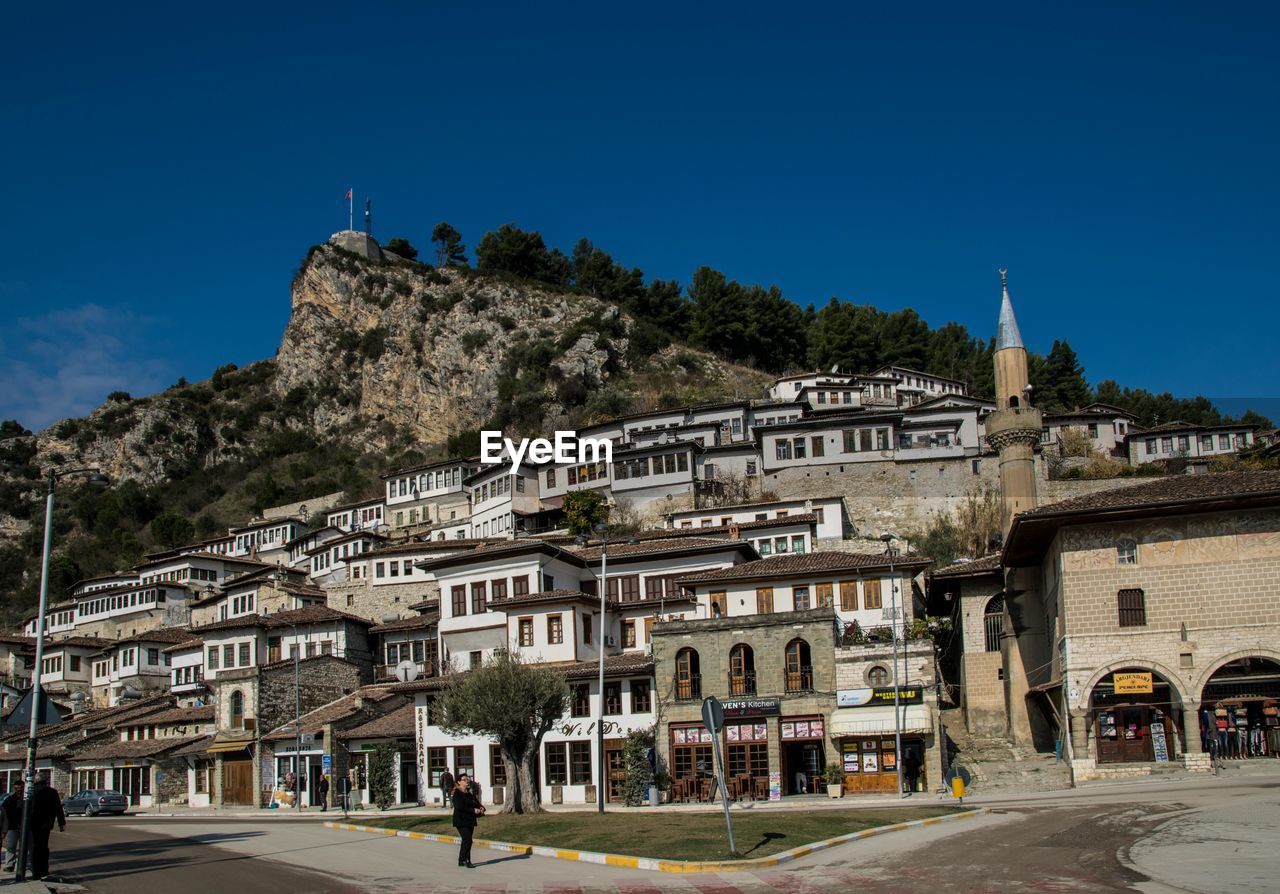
[950,777,965,799]
[1113,672,1153,695]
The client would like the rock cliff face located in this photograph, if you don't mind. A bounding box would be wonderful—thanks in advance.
[274,245,623,445]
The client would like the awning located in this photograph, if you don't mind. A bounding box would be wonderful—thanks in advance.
[206,739,255,755]
[829,705,932,737]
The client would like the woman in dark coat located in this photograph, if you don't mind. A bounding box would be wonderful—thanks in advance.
[451,774,484,868]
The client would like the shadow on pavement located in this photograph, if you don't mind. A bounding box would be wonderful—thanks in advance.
[57,831,267,881]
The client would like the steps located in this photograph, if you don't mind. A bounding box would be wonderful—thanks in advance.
[944,730,1073,794]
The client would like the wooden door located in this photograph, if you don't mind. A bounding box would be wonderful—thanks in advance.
[605,741,626,802]
[223,759,254,805]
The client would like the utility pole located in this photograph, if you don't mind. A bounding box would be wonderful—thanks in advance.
[594,522,609,814]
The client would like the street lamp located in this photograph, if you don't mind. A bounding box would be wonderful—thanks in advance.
[593,520,608,815]
[15,466,107,882]
[880,531,905,801]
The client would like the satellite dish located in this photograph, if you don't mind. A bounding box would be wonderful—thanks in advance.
[395,660,419,683]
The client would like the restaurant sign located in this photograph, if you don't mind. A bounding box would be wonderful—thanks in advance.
[721,697,781,718]
[837,687,924,707]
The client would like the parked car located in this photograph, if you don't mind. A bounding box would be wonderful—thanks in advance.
[63,789,129,816]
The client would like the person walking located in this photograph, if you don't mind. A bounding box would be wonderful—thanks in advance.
[1,780,23,871]
[318,774,330,812]
[903,751,921,795]
[451,774,484,869]
[439,768,454,808]
[29,773,66,881]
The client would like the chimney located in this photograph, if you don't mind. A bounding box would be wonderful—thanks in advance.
[728,523,741,541]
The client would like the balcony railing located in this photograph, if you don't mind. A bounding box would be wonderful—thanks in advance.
[675,674,702,702]
[785,666,814,693]
[728,671,757,696]
[375,660,436,681]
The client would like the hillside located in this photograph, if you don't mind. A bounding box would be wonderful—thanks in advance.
[0,241,768,622]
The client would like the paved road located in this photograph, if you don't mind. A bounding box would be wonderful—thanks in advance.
[44,774,1280,894]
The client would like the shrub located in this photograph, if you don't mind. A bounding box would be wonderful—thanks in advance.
[460,331,487,353]
[357,327,388,362]
[107,391,132,402]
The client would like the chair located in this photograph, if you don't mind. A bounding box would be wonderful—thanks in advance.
[754,777,768,800]
[673,778,688,803]
[725,777,740,801]
[699,778,713,802]
[737,774,754,799]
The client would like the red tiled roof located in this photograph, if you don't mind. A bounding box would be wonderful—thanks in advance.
[338,703,416,740]
[676,551,929,584]
[261,686,402,741]
[369,613,439,634]
[930,554,1003,579]
[570,536,752,561]
[490,589,601,609]
[192,605,373,633]
[70,734,209,762]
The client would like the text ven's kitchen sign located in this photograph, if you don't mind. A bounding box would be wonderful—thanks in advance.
[721,698,781,718]
[837,687,924,707]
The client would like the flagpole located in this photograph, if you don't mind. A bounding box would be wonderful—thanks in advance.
[348,189,353,231]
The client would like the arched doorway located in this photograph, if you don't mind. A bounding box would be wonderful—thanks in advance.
[1200,656,1280,759]
[1089,667,1182,764]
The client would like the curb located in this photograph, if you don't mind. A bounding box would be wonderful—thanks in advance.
[324,808,988,873]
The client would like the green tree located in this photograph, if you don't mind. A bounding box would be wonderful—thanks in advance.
[384,237,419,260]
[47,554,81,595]
[564,489,608,537]
[476,223,567,285]
[367,743,398,810]
[151,512,195,549]
[431,222,467,266]
[0,420,31,439]
[1042,340,1090,410]
[806,299,883,373]
[437,650,569,813]
[622,728,655,806]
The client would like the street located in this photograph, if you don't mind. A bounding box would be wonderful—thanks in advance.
[46,773,1280,894]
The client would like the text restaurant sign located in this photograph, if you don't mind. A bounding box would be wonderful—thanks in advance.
[721,697,781,718]
[837,687,924,707]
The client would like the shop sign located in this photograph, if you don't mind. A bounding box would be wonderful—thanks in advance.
[768,770,781,801]
[1151,721,1169,762]
[780,719,825,740]
[1114,672,1153,695]
[721,697,781,718]
[837,687,923,706]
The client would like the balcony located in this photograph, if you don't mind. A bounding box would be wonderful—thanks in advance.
[785,666,814,693]
[674,674,702,702]
[728,671,757,697]
[376,660,436,682]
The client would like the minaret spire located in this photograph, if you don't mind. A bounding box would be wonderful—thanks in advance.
[996,268,1024,350]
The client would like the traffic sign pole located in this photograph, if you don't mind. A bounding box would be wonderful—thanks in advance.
[701,697,736,856]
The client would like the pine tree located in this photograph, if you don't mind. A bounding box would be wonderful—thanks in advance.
[430,222,467,266]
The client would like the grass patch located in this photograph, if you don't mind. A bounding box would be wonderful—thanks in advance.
[365,806,956,861]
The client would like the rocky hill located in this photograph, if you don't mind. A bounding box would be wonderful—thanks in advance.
[0,240,769,619]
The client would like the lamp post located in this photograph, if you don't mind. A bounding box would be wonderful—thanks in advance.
[879,532,905,801]
[593,521,608,815]
[15,466,107,882]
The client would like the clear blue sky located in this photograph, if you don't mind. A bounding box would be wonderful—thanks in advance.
[3,2,1278,430]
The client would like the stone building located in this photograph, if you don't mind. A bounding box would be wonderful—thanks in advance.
[651,608,838,798]
[928,555,1005,737]
[1002,470,1280,781]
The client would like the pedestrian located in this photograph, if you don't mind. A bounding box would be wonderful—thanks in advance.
[29,773,66,881]
[318,774,330,812]
[903,751,921,795]
[451,773,484,869]
[1,780,24,871]
[439,768,454,808]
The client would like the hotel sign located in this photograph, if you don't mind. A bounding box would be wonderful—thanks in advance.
[1113,672,1153,695]
[837,687,924,707]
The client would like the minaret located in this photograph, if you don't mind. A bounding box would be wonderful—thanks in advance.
[985,270,1042,532]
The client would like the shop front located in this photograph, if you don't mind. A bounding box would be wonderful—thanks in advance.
[1090,670,1182,765]
[1200,657,1280,758]
[779,715,826,794]
[831,686,931,793]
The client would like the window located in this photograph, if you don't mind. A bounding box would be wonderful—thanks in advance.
[223,644,234,668]
[729,644,755,696]
[547,614,563,644]
[775,439,792,461]
[1146,438,1158,455]
[469,651,483,670]
[546,469,556,488]
[604,682,622,714]
[1116,538,1137,565]
[811,436,824,457]
[983,596,1004,652]
[491,579,508,601]
[815,582,832,607]
[471,581,487,614]
[793,586,811,611]
[571,684,590,717]
[375,562,386,579]
[839,580,858,610]
[518,617,534,647]
[1161,436,1173,454]
[1118,589,1146,627]
[792,535,807,554]
[864,579,883,610]
[582,614,592,644]
[490,745,507,788]
[755,587,773,614]
[229,690,244,729]
[451,585,467,617]
[1219,433,1230,450]
[793,437,806,459]
[785,639,813,692]
[710,591,727,618]
[631,680,651,713]
[622,619,636,648]
[512,575,530,598]
[675,648,700,700]
[569,742,592,784]
[868,665,890,686]
[238,642,250,667]
[70,655,81,672]
[207,647,219,670]
[545,743,568,786]
[1177,435,1189,452]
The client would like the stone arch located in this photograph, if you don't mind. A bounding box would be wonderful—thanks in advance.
[1081,657,1192,709]
[1191,647,1280,699]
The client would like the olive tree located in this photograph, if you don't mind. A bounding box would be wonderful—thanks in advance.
[437,649,568,814]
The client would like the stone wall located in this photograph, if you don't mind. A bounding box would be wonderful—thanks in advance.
[323,577,438,624]
[154,753,189,805]
[259,656,371,735]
